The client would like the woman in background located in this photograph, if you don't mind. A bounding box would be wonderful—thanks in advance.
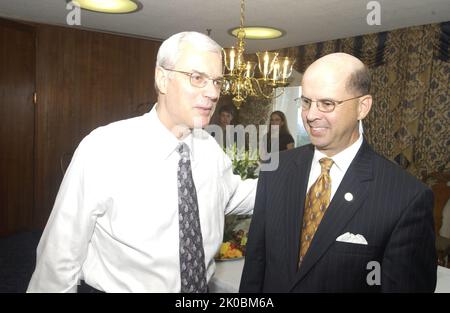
[265,111,295,153]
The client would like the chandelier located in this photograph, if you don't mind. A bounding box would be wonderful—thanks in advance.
[221,0,296,109]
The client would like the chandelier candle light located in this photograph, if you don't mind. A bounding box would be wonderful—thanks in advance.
[221,0,296,109]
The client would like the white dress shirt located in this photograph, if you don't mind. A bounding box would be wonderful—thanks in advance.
[307,135,363,200]
[27,105,257,293]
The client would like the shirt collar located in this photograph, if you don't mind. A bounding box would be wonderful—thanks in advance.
[312,134,363,173]
[147,104,199,160]
[147,104,189,160]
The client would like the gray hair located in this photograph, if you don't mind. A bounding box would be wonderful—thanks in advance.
[346,65,371,95]
[156,31,222,69]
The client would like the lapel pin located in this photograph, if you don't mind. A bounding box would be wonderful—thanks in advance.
[344,192,353,202]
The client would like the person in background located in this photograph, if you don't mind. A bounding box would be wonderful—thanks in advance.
[216,104,238,149]
[260,110,295,162]
[218,104,235,130]
[27,31,257,293]
[265,110,295,153]
[240,52,436,293]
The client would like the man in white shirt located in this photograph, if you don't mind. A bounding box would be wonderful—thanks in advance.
[27,32,256,293]
[240,53,436,292]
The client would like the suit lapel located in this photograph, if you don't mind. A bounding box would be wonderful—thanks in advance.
[285,145,314,277]
[291,140,374,289]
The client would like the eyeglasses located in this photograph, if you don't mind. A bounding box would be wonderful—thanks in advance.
[297,95,365,113]
[162,67,224,90]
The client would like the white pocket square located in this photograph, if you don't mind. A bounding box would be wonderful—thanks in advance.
[336,232,368,245]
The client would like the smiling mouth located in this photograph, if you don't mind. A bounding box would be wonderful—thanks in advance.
[308,126,328,135]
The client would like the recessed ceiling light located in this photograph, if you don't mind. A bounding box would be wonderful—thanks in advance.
[74,0,141,14]
[229,27,284,39]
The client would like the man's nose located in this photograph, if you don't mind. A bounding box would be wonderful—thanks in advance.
[202,80,220,100]
[305,101,322,120]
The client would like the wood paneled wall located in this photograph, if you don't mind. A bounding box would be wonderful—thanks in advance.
[34,25,160,229]
[0,19,35,236]
[0,18,161,234]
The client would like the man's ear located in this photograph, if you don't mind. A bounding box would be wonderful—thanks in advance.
[357,94,373,120]
[155,67,168,94]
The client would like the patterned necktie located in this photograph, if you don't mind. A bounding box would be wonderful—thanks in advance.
[298,157,334,267]
[177,143,208,293]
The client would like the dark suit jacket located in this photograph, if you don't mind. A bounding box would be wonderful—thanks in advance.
[240,140,437,292]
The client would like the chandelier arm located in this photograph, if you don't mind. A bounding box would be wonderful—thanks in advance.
[272,87,286,99]
[252,79,276,99]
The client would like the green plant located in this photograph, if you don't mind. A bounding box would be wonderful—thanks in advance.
[225,144,259,180]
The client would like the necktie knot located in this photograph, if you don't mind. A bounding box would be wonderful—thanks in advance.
[319,158,334,174]
[177,143,190,159]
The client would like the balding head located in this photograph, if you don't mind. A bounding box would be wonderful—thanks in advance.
[303,53,370,96]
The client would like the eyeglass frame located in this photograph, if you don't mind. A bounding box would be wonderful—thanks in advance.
[297,94,366,113]
[161,67,224,90]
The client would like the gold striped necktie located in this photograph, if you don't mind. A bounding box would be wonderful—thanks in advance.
[298,157,334,267]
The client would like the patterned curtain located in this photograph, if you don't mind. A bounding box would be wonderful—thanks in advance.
[279,22,450,179]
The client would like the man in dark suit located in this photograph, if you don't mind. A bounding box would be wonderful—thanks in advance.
[240,53,437,292]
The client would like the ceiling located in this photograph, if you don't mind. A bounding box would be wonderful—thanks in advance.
[0,0,449,53]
